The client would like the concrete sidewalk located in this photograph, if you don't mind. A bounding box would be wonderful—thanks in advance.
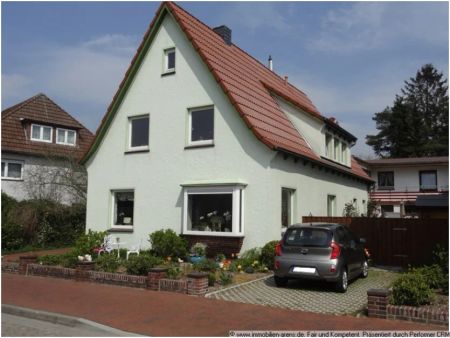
[2,274,445,336]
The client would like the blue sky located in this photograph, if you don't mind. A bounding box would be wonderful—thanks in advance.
[2,1,448,157]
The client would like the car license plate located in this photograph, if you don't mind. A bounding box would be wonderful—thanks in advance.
[293,267,316,274]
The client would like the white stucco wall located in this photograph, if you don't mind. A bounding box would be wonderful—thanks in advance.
[371,165,449,191]
[1,152,81,204]
[85,13,369,251]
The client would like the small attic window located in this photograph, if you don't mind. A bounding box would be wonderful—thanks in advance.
[31,124,52,143]
[163,48,176,74]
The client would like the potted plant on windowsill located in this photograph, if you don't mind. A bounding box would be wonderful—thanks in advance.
[190,242,207,264]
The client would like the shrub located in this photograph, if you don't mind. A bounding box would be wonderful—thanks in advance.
[149,229,187,259]
[391,272,435,306]
[193,259,217,272]
[125,254,163,276]
[410,265,446,290]
[219,270,233,285]
[433,245,449,274]
[74,230,107,256]
[166,264,182,280]
[208,272,216,286]
[190,242,207,256]
[38,254,64,266]
[215,253,226,262]
[96,254,120,273]
[244,266,255,274]
[60,251,79,268]
[260,240,278,270]
[2,222,25,251]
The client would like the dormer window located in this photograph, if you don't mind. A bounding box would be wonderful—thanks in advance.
[31,124,52,143]
[163,48,176,74]
[324,133,350,166]
[56,128,76,146]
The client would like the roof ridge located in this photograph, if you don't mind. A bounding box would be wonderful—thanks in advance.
[2,93,44,119]
[167,1,314,106]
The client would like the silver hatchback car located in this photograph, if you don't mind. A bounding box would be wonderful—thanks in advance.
[274,223,369,292]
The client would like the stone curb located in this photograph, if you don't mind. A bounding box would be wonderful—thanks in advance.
[205,274,271,298]
[2,304,143,336]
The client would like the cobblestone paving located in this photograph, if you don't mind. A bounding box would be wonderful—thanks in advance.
[206,269,398,315]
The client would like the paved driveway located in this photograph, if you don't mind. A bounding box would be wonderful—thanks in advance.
[206,268,398,315]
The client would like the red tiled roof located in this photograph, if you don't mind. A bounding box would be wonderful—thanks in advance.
[82,1,371,181]
[2,93,94,160]
[365,156,449,166]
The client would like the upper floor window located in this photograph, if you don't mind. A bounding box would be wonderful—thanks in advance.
[325,133,349,166]
[56,128,76,146]
[420,170,437,191]
[378,171,394,190]
[1,160,23,180]
[163,48,176,74]
[31,124,52,143]
[325,134,333,158]
[188,106,214,146]
[128,115,149,151]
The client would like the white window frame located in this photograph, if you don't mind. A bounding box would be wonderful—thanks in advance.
[127,115,150,151]
[56,128,77,146]
[30,124,53,143]
[281,187,296,229]
[327,194,337,216]
[187,106,214,147]
[163,47,176,74]
[182,186,244,237]
[1,159,24,180]
[110,189,135,230]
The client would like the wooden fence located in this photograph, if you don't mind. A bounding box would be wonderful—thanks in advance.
[302,216,448,267]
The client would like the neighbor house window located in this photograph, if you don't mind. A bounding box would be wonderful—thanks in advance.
[1,160,23,180]
[163,48,176,73]
[31,124,52,143]
[378,171,394,190]
[281,188,295,228]
[128,115,149,150]
[56,128,76,146]
[327,195,336,216]
[111,190,134,228]
[188,106,214,146]
[420,170,437,191]
[183,186,244,236]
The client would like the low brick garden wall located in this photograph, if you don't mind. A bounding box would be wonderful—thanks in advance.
[2,258,209,297]
[367,289,448,327]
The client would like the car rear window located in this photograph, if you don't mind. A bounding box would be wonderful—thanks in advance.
[284,228,332,247]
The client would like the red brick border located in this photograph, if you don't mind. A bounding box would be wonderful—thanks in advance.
[367,289,449,327]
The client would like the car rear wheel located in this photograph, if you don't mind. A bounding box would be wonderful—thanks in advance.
[335,268,348,293]
[274,276,288,287]
[361,260,369,278]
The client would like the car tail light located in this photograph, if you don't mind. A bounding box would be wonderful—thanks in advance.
[275,241,282,256]
[274,261,280,270]
[330,241,341,259]
[364,248,371,259]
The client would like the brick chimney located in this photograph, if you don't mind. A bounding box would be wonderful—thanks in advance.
[213,25,232,46]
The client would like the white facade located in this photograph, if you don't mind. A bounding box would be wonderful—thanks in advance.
[85,14,369,251]
[1,152,82,204]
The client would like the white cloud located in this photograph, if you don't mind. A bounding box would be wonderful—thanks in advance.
[2,34,138,108]
[308,2,448,53]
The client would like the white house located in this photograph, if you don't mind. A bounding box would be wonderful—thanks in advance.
[362,157,449,218]
[2,94,94,204]
[82,2,372,254]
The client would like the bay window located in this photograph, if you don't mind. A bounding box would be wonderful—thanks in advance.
[183,186,244,236]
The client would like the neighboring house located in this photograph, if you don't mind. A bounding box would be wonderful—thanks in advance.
[1,94,94,204]
[362,157,449,218]
[82,2,372,253]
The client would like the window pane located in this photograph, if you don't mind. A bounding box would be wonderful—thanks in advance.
[167,50,175,70]
[114,192,134,225]
[420,171,437,190]
[57,129,65,143]
[1,162,5,177]
[188,193,232,232]
[378,172,394,188]
[131,117,149,148]
[327,195,336,216]
[282,188,294,227]
[191,108,214,142]
[334,138,339,160]
[67,130,76,145]
[43,127,52,141]
[285,228,332,247]
[8,163,22,178]
[32,125,41,139]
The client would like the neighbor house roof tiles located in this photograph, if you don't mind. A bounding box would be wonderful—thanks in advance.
[2,93,94,160]
[82,1,371,182]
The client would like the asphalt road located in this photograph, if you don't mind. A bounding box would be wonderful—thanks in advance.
[1,311,139,337]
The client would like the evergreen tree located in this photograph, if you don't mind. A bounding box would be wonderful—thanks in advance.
[366,64,448,157]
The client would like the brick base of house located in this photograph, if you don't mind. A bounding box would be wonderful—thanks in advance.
[181,235,244,257]
[367,289,448,327]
